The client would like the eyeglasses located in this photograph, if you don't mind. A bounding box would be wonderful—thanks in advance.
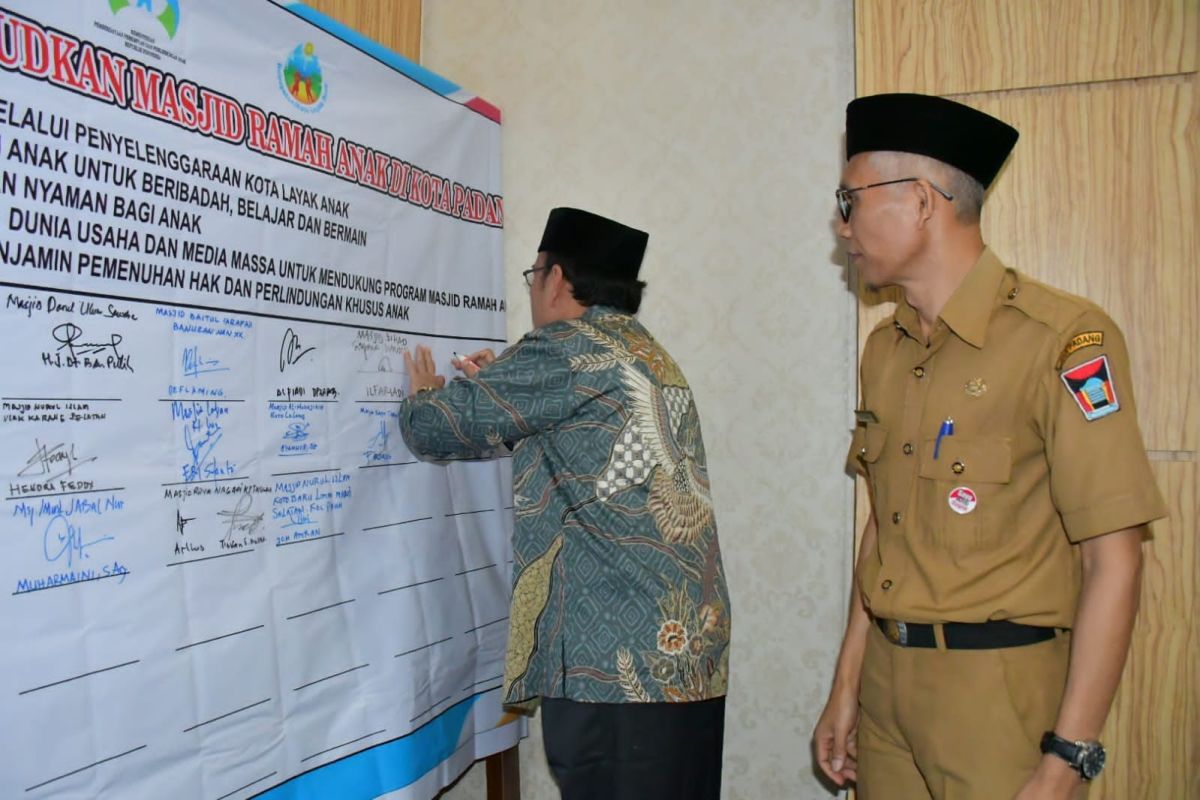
[522,265,550,288]
[835,177,954,222]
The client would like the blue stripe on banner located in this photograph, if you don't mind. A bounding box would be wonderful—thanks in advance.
[253,696,477,799]
[280,2,462,96]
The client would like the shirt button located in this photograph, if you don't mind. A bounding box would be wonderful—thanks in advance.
[881,579,893,591]
[902,442,914,455]
[1007,287,1020,299]
[951,460,965,474]
[912,366,925,378]
[891,511,902,524]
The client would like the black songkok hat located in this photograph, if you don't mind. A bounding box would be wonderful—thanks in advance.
[537,208,648,282]
[845,93,1019,188]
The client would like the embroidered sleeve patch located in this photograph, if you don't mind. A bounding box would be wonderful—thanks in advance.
[1061,354,1120,421]
[1055,331,1104,369]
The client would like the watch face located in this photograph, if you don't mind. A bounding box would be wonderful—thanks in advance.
[1079,744,1107,780]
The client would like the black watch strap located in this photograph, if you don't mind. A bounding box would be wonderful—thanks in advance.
[1040,731,1106,780]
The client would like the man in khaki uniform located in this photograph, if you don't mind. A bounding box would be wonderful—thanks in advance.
[812,93,1167,798]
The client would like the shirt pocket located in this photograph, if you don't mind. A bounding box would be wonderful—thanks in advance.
[916,435,1013,556]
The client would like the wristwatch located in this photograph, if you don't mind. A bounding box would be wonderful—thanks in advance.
[1040,732,1106,780]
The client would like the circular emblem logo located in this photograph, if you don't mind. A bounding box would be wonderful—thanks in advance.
[947,486,977,515]
[280,42,328,111]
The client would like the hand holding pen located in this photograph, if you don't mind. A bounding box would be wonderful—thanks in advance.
[451,349,496,378]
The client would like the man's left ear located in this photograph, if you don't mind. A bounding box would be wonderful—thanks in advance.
[914,180,937,227]
[550,264,570,299]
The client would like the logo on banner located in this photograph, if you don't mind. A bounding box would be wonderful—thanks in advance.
[279,43,329,113]
[108,0,181,39]
[1060,354,1120,421]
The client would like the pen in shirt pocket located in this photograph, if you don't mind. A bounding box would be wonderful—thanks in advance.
[934,417,954,460]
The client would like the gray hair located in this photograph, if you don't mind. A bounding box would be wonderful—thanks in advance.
[867,151,985,224]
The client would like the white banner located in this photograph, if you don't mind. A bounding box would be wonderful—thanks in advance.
[0,2,520,798]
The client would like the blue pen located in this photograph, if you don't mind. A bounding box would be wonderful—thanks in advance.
[934,417,954,460]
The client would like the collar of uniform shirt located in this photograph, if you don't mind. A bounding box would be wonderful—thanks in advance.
[896,247,1006,349]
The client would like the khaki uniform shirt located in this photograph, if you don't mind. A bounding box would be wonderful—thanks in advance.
[848,248,1167,627]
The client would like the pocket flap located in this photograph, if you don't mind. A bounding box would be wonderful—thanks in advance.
[851,424,889,464]
[918,436,1012,483]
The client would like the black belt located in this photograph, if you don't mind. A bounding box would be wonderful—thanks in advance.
[875,617,1057,649]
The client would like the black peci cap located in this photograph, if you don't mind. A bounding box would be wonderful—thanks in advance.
[846,93,1019,188]
[538,208,648,281]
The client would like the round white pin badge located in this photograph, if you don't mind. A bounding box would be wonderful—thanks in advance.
[947,486,977,515]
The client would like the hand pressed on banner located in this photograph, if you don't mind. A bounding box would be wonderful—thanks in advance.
[404,345,446,396]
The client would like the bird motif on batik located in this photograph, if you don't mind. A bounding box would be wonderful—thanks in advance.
[596,361,714,544]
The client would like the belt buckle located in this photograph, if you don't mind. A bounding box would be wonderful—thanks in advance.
[885,620,908,646]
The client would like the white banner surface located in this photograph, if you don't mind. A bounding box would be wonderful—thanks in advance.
[0,2,519,798]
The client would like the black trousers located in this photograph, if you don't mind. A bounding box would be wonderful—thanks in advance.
[541,696,725,800]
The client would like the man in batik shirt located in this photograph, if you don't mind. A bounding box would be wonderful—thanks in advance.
[399,207,731,800]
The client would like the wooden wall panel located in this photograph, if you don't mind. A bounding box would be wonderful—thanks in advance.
[856,0,1198,96]
[302,0,422,63]
[966,76,1198,453]
[1095,462,1197,799]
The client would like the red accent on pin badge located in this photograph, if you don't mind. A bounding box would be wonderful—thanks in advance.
[947,486,977,515]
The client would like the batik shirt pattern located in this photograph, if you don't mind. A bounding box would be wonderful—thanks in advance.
[398,306,731,706]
